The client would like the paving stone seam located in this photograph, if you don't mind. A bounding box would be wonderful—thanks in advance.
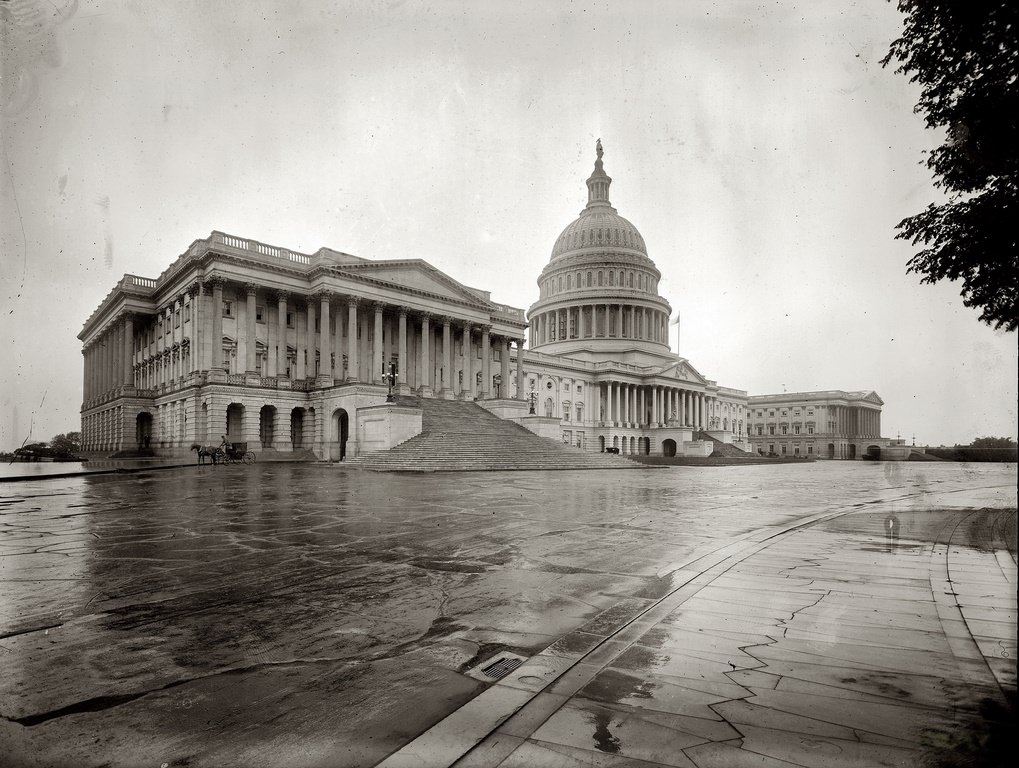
[937,509,1015,701]
[380,508,854,768]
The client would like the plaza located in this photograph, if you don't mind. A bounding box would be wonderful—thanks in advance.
[1,461,1014,767]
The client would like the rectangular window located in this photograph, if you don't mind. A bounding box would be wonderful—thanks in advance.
[808,426,814,434]
[781,445,787,455]
[808,445,814,454]
[794,446,800,455]
[769,426,775,435]
[184,305,191,322]
[256,305,265,323]
[782,426,788,435]
[174,310,180,328]
[794,426,801,435]
[757,426,763,436]
[576,385,582,393]
[223,301,233,317]
[286,311,294,328]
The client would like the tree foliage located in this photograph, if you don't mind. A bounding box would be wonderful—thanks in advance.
[970,435,1016,449]
[882,1,1018,331]
[49,432,81,457]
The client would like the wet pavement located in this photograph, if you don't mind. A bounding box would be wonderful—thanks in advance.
[0,462,1015,767]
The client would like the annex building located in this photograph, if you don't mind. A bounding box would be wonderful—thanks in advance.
[78,143,881,461]
[746,391,892,460]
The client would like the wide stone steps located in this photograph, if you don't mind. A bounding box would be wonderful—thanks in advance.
[348,397,641,472]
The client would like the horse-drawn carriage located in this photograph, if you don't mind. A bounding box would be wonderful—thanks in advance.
[191,441,256,465]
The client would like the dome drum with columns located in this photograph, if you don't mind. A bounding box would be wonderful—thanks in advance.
[528,140,674,360]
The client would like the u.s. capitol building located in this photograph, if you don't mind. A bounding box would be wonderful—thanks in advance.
[78,143,879,461]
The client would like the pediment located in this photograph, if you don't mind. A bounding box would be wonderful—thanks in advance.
[334,260,490,308]
[659,359,707,385]
[851,390,884,406]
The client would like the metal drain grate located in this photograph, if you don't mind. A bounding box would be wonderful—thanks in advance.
[481,656,523,680]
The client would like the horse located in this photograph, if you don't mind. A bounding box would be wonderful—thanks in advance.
[190,443,219,465]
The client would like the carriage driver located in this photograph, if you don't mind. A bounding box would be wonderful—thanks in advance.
[219,435,232,455]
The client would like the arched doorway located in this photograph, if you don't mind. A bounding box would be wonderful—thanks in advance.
[259,405,276,448]
[629,436,636,454]
[662,439,677,457]
[827,443,835,459]
[136,412,153,450]
[333,408,349,461]
[642,437,651,455]
[291,408,305,449]
[612,435,619,451]
[848,444,857,460]
[545,398,554,418]
[599,435,605,452]
[864,444,881,460]
[226,403,244,441]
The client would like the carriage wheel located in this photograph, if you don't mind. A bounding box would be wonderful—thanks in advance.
[243,451,256,465]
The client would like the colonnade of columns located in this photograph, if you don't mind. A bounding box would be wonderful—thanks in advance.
[828,405,881,438]
[82,312,138,404]
[594,383,727,429]
[531,304,669,346]
[83,280,528,404]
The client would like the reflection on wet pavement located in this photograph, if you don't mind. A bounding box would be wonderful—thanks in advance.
[0,462,1015,767]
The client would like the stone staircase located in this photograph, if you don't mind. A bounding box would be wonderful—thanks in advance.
[347,396,644,472]
[694,431,751,458]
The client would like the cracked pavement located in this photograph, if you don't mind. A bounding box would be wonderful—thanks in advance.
[0,461,1015,767]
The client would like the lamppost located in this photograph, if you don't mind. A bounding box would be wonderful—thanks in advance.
[527,390,537,414]
[383,362,398,402]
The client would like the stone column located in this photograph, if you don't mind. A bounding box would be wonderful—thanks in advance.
[206,279,223,374]
[244,284,258,373]
[295,300,307,380]
[606,381,614,425]
[440,317,453,398]
[480,325,491,398]
[461,323,473,398]
[346,299,359,382]
[276,292,289,379]
[371,302,384,385]
[419,313,432,395]
[397,308,409,393]
[499,337,510,398]
[515,339,525,400]
[316,292,332,385]
[122,314,134,387]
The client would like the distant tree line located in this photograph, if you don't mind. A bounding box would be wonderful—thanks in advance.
[926,436,1017,462]
[1,432,81,461]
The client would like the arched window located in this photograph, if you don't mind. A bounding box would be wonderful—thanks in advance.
[598,271,603,286]
[545,398,554,418]
[587,272,592,286]
[558,276,563,292]
[609,272,614,286]
[628,272,633,287]
[567,274,572,289]
[576,403,583,422]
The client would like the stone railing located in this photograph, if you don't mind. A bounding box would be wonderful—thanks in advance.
[209,231,312,266]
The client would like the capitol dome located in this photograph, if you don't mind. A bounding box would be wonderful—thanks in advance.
[528,140,672,357]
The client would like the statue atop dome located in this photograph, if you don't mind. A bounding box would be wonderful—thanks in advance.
[596,138,603,160]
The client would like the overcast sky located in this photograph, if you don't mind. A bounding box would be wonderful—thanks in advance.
[2,0,1016,451]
